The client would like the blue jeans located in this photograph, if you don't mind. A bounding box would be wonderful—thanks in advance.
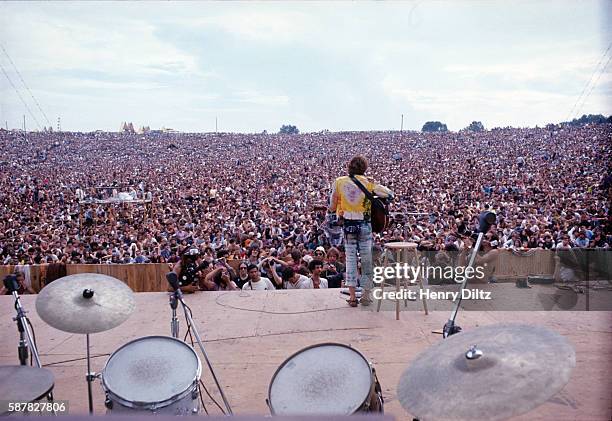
[343,221,373,289]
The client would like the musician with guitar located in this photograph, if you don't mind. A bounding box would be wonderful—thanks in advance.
[328,155,393,307]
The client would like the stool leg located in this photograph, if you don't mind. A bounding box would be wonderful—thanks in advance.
[376,250,386,313]
[416,249,429,315]
[395,249,401,321]
[404,248,410,308]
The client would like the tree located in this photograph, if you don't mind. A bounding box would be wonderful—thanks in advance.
[279,124,299,134]
[421,121,448,132]
[563,114,611,127]
[466,121,485,132]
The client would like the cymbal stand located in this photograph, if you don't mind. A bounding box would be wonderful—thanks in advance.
[443,232,484,338]
[82,289,98,415]
[173,289,233,415]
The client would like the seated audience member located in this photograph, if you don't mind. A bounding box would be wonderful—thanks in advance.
[260,256,286,288]
[321,247,345,288]
[308,259,329,289]
[0,271,35,295]
[242,263,276,290]
[234,261,250,289]
[203,266,238,291]
[278,267,312,289]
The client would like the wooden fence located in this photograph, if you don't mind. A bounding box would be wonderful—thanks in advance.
[0,250,557,293]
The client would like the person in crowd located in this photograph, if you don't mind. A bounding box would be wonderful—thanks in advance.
[0,271,36,295]
[242,263,276,290]
[204,266,238,291]
[308,259,329,289]
[277,267,312,289]
[234,261,250,289]
[169,249,208,293]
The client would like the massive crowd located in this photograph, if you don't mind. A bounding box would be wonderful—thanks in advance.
[0,124,610,288]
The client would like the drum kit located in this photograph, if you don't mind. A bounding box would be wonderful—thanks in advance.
[2,271,577,419]
[2,273,229,416]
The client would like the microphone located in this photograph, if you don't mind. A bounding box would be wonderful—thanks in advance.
[166,272,181,291]
[478,211,496,234]
[3,275,19,293]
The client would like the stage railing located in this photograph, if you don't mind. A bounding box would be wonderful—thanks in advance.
[0,250,557,293]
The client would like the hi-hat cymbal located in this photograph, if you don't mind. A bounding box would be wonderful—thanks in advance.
[36,273,135,334]
[0,366,55,414]
[397,323,575,421]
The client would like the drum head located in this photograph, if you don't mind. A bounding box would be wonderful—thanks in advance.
[0,366,54,415]
[269,343,372,415]
[103,336,200,405]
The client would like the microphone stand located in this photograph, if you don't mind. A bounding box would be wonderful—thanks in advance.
[443,231,485,338]
[11,290,42,367]
[10,288,56,412]
[170,288,233,415]
[169,291,180,339]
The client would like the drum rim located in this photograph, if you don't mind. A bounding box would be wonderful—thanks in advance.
[101,335,202,410]
[0,366,55,416]
[267,342,374,415]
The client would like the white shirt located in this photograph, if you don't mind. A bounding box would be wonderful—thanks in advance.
[242,277,276,290]
[307,277,328,289]
[284,274,312,289]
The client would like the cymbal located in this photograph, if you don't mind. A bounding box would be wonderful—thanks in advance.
[397,323,575,421]
[36,273,135,334]
[0,366,54,414]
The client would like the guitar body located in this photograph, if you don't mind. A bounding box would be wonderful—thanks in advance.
[370,197,390,233]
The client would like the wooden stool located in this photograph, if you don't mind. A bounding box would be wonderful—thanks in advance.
[376,242,429,320]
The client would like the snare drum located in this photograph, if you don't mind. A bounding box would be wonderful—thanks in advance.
[102,336,201,414]
[268,343,383,415]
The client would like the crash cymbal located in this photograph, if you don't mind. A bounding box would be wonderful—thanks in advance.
[0,366,54,414]
[36,273,135,334]
[398,324,575,421]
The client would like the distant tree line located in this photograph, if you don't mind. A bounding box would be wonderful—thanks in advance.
[562,114,612,127]
[421,121,448,132]
[279,124,299,134]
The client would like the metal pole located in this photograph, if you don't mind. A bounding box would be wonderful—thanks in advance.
[12,292,42,368]
[23,114,26,141]
[180,297,233,415]
[86,334,94,414]
[443,232,485,337]
[170,292,180,338]
[215,117,218,133]
[401,114,404,133]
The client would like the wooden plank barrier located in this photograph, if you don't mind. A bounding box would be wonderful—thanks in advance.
[0,251,557,293]
[66,264,168,293]
[495,249,555,280]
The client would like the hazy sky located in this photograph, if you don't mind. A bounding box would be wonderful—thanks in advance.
[1,1,610,132]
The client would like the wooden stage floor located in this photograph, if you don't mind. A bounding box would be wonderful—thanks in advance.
[1,290,611,420]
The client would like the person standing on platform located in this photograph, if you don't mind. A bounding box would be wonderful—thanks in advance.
[328,155,393,307]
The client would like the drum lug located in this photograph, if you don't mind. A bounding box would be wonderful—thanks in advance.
[104,395,113,410]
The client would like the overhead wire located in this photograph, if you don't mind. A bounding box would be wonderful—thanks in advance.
[573,52,612,119]
[565,42,612,122]
[1,43,52,126]
[0,60,43,130]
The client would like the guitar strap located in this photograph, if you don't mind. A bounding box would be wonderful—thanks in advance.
[349,175,376,202]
